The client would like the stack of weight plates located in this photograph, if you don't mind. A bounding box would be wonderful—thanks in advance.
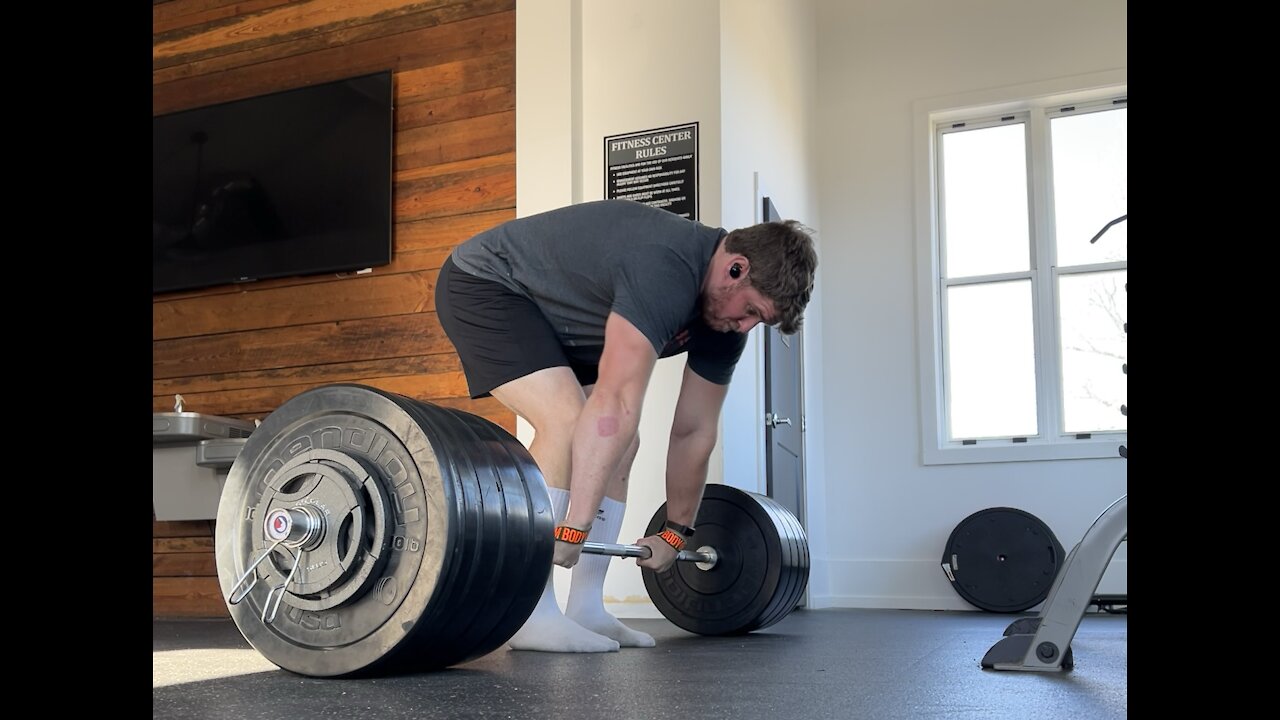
[642,484,809,635]
[215,384,554,677]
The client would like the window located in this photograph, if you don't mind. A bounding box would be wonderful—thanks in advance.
[913,72,1127,464]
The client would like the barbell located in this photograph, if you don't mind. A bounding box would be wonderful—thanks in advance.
[215,384,809,678]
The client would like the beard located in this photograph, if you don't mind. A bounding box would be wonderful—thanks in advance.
[701,282,741,333]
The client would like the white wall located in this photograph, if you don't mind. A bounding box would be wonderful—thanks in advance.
[517,0,1128,616]
[518,0,727,617]
[717,0,827,602]
[811,0,1128,608]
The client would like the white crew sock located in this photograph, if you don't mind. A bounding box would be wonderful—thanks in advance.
[565,496,656,648]
[507,487,619,653]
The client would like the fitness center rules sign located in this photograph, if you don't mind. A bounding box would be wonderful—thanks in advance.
[605,122,698,220]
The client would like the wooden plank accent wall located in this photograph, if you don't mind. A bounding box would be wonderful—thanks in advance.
[152,0,516,618]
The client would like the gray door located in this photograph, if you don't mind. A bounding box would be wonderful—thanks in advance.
[762,196,806,539]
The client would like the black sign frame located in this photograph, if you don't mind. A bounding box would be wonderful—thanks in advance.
[604,122,699,220]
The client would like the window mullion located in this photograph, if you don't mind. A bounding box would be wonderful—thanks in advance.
[942,269,1033,287]
[1056,260,1127,276]
[1028,106,1063,442]
[934,132,953,446]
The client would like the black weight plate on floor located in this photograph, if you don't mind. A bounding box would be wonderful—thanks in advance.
[216,384,447,677]
[386,397,494,670]
[941,507,1065,613]
[383,399,552,670]
[215,384,553,677]
[449,408,555,656]
[642,485,809,636]
[751,493,809,629]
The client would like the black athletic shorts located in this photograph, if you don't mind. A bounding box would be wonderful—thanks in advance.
[435,256,599,398]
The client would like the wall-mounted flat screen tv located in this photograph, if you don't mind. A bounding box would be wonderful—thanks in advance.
[153,70,393,294]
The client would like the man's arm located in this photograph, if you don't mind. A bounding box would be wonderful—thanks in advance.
[635,364,728,571]
[557,312,658,566]
[664,365,729,526]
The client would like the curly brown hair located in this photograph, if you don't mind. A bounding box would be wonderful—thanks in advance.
[724,220,817,334]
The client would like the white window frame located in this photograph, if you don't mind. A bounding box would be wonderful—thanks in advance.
[912,70,1127,465]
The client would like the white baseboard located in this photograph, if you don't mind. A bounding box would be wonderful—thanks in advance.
[813,558,1126,611]
[606,600,662,619]
[593,556,1126,616]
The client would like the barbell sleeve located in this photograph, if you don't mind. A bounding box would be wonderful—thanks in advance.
[581,541,718,568]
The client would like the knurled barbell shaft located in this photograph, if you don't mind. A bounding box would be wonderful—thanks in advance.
[582,541,717,566]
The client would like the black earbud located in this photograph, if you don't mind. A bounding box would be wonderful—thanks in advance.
[729,263,742,279]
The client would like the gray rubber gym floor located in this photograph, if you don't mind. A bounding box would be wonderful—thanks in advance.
[153,608,1126,719]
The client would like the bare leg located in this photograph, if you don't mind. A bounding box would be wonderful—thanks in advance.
[492,368,619,653]
[565,386,656,647]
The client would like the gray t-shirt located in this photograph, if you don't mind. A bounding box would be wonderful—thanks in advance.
[450,199,747,384]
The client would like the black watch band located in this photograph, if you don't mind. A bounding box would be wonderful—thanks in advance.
[663,520,695,538]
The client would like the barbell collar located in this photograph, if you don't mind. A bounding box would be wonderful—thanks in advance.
[581,541,718,568]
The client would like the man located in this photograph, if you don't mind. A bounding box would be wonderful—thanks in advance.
[434,198,817,653]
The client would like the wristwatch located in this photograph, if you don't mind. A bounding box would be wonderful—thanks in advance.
[663,520,695,538]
